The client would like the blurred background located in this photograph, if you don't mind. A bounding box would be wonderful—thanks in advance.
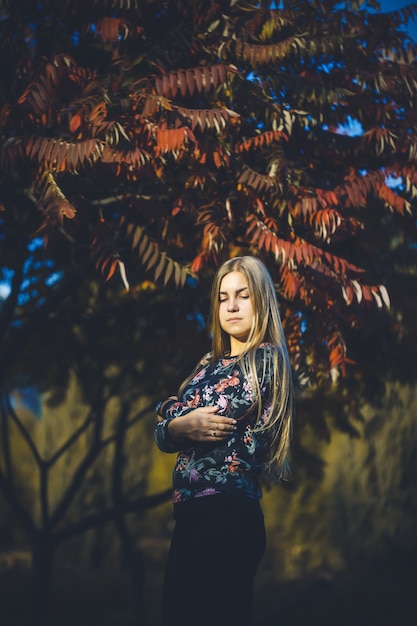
[1,280,416,626]
[1,1,417,625]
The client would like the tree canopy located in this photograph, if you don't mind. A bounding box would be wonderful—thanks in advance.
[1,0,417,388]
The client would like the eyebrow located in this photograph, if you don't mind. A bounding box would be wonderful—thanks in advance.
[219,286,249,296]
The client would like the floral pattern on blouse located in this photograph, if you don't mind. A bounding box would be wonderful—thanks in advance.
[155,344,276,505]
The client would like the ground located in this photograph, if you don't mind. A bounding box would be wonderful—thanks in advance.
[1,550,416,625]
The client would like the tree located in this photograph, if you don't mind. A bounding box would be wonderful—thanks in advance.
[0,266,210,626]
[1,0,417,388]
[1,1,417,622]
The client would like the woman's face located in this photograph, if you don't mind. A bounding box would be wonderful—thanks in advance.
[218,270,255,354]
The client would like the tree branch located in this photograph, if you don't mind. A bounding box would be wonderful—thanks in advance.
[5,391,43,466]
[0,259,94,385]
[53,489,172,543]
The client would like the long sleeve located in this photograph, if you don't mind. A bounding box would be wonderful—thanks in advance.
[154,344,278,505]
[156,398,193,420]
[154,418,179,453]
[154,353,211,453]
[154,399,196,453]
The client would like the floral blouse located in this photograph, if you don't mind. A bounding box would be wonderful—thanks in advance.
[155,344,277,508]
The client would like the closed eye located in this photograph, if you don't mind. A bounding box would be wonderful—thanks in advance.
[219,290,250,302]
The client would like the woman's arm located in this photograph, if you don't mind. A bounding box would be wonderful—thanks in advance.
[155,406,237,453]
[156,396,188,420]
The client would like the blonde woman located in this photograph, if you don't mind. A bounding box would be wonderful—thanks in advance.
[155,256,294,626]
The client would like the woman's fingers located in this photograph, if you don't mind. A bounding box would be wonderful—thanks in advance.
[199,407,237,428]
[168,406,238,443]
[215,418,237,431]
[205,417,237,441]
[199,405,219,414]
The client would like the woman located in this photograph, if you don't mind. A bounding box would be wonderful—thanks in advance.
[155,255,294,626]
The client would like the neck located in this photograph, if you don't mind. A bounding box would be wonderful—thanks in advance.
[229,337,247,356]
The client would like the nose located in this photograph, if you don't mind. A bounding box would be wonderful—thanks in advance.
[227,297,238,312]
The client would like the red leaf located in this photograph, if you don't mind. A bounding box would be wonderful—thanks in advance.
[70,114,82,133]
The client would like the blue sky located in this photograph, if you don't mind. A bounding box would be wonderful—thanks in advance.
[380,0,417,41]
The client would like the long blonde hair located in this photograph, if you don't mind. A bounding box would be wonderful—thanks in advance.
[210,256,294,479]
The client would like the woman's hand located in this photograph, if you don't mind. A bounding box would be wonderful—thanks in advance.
[167,406,237,444]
